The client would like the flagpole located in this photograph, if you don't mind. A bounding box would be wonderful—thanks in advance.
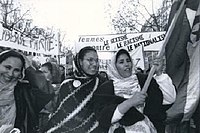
[141,0,186,93]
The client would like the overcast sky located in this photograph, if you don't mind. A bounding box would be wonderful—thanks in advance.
[20,0,162,43]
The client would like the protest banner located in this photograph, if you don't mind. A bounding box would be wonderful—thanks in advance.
[76,32,165,71]
[0,25,59,56]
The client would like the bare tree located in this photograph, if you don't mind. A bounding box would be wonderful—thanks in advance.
[137,1,160,31]
[106,0,140,33]
[105,0,171,33]
[0,0,68,59]
[140,0,172,32]
[0,0,30,31]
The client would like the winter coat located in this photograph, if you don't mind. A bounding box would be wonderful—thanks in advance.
[14,67,54,133]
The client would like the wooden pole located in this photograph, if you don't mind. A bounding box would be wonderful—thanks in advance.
[141,0,186,93]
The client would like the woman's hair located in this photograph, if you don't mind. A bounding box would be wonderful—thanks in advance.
[115,49,131,63]
[78,46,97,60]
[41,62,61,84]
[0,50,25,69]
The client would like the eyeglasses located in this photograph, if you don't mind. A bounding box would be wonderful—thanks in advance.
[84,58,99,64]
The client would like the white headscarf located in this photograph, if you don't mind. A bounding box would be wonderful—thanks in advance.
[107,49,141,99]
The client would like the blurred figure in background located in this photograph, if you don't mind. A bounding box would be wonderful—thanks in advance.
[40,62,61,85]
[31,56,41,70]
[59,64,65,82]
[99,71,109,81]
[38,62,61,132]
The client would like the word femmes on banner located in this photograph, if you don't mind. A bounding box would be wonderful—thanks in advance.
[78,34,139,51]
[78,36,111,51]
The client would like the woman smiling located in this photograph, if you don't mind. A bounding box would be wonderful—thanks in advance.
[0,50,54,133]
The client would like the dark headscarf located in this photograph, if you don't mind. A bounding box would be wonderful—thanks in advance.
[73,46,99,79]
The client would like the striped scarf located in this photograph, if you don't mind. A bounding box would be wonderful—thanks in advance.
[46,50,101,133]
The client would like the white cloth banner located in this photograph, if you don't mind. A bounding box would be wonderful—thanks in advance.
[76,32,166,52]
[0,25,59,55]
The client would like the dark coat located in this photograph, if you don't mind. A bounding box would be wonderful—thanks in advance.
[14,67,54,133]
[94,73,166,133]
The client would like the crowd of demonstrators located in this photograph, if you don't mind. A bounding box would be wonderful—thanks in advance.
[45,46,107,133]
[0,50,54,133]
[38,62,62,132]
[0,47,181,133]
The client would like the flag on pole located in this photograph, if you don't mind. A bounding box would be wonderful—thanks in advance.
[165,0,200,123]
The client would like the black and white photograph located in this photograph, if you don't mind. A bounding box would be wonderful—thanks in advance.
[0,0,199,132]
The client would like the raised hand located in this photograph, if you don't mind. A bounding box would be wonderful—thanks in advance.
[153,57,163,76]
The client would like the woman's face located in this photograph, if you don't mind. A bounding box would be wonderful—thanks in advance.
[115,53,132,78]
[80,51,99,75]
[0,57,23,84]
[40,66,52,81]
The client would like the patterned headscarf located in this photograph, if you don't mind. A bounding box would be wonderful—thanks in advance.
[107,49,141,99]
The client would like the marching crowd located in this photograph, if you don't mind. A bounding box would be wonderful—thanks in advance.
[0,47,199,133]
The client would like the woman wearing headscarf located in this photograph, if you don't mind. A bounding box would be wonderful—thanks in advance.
[45,46,106,133]
[0,50,54,133]
[94,49,171,133]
